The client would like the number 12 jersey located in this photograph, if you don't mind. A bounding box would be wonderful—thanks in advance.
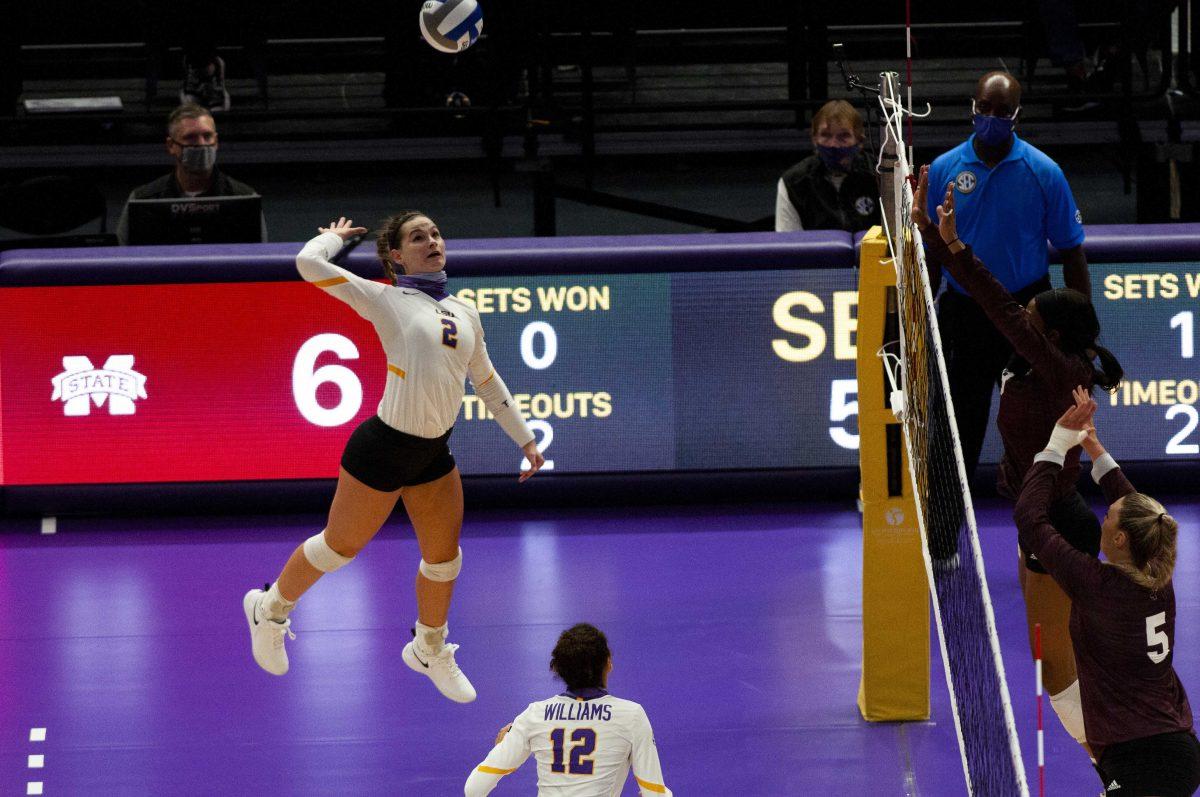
[465,689,671,796]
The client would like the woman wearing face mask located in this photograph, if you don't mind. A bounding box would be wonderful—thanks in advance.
[775,99,881,233]
[914,167,1123,775]
[116,103,265,244]
[243,213,544,705]
[1015,387,1198,797]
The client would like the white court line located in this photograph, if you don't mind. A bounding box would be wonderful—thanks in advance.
[28,727,46,794]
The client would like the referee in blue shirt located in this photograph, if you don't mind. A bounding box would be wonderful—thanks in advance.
[927,70,1090,482]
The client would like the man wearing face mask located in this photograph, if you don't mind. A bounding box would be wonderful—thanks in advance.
[926,71,1089,483]
[116,104,265,244]
[775,100,880,232]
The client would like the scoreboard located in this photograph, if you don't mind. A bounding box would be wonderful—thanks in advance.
[1098,265,1200,457]
[0,269,858,485]
[1,236,1198,488]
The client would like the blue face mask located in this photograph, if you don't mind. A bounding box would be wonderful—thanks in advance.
[971,101,1019,148]
[816,143,860,173]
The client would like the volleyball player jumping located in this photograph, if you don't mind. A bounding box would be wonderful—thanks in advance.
[243,213,543,703]
[914,166,1123,752]
[1015,387,1198,796]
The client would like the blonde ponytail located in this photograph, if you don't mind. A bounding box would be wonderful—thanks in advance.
[1116,494,1179,592]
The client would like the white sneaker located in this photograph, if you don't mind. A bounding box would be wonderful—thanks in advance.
[403,639,477,703]
[243,586,295,676]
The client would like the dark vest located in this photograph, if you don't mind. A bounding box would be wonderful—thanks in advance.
[780,152,880,233]
[129,169,258,200]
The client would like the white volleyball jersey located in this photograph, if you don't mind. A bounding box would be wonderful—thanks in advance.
[296,232,533,445]
[464,691,672,797]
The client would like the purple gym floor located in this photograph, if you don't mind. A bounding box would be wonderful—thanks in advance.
[1,496,1197,795]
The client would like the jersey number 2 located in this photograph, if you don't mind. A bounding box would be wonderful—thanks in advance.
[441,319,458,348]
[550,728,596,775]
[1146,612,1170,664]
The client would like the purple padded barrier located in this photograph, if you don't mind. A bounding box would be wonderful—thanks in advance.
[852,224,1200,264]
[0,243,305,286]
[0,230,855,286]
[1062,223,1200,263]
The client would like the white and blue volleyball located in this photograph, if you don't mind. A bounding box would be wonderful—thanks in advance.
[419,0,484,54]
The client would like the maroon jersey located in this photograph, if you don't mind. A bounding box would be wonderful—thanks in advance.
[925,233,1093,500]
[1015,458,1194,758]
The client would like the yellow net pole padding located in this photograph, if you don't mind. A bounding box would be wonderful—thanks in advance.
[857,225,929,722]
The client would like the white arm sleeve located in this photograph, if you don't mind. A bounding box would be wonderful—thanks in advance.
[630,707,672,796]
[464,713,533,797]
[775,177,803,232]
[295,231,387,321]
[467,313,535,447]
[1091,452,1119,482]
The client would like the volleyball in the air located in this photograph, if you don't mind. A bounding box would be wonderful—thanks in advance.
[419,0,484,54]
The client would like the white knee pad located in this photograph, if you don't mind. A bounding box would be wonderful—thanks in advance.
[1050,680,1088,746]
[303,530,353,573]
[419,546,462,582]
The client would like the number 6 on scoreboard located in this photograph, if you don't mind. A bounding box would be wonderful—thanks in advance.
[293,334,364,427]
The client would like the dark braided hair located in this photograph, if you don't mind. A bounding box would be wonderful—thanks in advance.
[549,623,611,692]
[374,210,429,283]
[1032,287,1123,391]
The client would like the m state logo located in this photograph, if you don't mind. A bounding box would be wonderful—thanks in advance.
[51,355,148,416]
[955,170,978,194]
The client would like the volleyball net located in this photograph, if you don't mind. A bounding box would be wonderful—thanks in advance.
[875,71,1028,795]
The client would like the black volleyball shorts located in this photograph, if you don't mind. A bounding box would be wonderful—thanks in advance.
[340,415,455,492]
[1099,731,1200,797]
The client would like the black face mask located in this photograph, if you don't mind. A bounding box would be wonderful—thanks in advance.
[172,142,217,174]
[816,143,861,172]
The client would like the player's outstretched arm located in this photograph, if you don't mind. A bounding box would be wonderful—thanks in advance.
[630,706,673,797]
[1014,387,1105,595]
[464,717,531,797]
[1076,386,1137,502]
[464,312,543,481]
[295,216,385,319]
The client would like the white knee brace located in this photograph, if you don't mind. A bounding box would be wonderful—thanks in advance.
[419,546,463,582]
[303,530,354,573]
[1050,680,1088,746]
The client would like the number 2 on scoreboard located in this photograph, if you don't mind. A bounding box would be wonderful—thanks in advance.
[550,727,596,775]
[522,420,555,471]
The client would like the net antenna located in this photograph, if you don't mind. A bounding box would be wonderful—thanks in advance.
[876,68,1029,796]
